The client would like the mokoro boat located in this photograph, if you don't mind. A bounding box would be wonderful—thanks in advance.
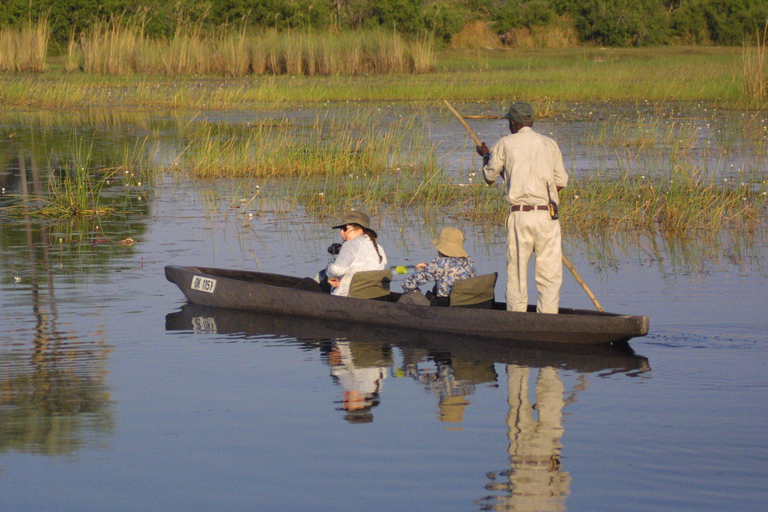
[166,303,651,375]
[164,265,649,345]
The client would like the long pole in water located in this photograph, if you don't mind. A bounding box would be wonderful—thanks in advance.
[443,100,604,312]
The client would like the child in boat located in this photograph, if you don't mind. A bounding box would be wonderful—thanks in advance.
[401,227,476,305]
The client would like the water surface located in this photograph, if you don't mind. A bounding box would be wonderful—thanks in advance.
[1,104,767,511]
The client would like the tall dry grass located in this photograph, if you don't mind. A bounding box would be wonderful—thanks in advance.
[0,17,50,72]
[66,18,436,76]
[743,20,768,101]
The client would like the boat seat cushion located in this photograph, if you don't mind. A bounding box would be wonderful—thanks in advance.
[348,269,392,300]
[449,272,497,308]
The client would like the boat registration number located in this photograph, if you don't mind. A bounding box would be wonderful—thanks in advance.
[191,275,217,293]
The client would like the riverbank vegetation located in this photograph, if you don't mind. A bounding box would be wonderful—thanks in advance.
[0,46,760,107]
[1,0,766,48]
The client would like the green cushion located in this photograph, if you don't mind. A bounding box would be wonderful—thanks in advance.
[348,269,392,299]
[449,273,497,307]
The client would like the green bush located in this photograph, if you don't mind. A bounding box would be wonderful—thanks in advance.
[671,0,768,45]
[572,0,671,46]
[492,0,558,34]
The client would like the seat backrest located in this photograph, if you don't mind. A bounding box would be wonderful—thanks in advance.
[449,272,497,308]
[348,269,392,299]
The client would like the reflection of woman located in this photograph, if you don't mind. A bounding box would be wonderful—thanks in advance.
[328,340,389,423]
[326,210,387,297]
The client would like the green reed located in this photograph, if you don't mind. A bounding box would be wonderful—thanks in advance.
[561,166,766,235]
[42,135,115,217]
[284,163,766,238]
[173,111,432,179]
[2,132,156,218]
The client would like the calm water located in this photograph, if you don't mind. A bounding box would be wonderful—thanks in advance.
[1,104,767,511]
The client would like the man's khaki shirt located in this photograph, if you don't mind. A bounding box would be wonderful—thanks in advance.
[482,126,569,206]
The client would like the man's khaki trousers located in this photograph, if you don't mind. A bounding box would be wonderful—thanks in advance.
[506,210,562,314]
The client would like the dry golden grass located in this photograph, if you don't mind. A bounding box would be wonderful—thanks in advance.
[450,21,501,50]
[743,20,768,101]
[64,18,435,76]
[0,17,50,72]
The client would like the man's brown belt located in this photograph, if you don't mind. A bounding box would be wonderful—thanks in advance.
[510,205,549,212]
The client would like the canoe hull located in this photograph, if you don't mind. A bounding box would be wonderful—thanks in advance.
[164,265,649,345]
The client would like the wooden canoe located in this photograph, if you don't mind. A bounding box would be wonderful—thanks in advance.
[164,265,649,345]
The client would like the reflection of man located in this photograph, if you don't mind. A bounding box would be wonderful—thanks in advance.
[488,365,570,511]
[328,340,389,423]
[478,102,569,313]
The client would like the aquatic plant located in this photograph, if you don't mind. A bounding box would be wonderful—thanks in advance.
[287,163,767,239]
[172,110,432,179]
[0,132,156,218]
[561,166,767,235]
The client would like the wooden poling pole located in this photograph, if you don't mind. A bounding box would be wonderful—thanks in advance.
[443,100,483,147]
[443,99,605,312]
[562,254,603,312]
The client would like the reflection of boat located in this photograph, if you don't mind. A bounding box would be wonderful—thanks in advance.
[165,265,649,346]
[165,303,651,375]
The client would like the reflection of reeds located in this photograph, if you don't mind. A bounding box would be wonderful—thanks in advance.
[67,20,435,76]
[743,20,768,101]
[0,16,49,72]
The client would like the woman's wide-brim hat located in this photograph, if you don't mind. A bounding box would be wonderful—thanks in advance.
[432,227,468,258]
[331,209,376,237]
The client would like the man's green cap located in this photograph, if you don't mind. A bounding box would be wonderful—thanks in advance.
[503,102,535,123]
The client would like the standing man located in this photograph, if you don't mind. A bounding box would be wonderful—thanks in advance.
[477,102,568,314]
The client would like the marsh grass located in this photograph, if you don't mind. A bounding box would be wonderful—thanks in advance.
[42,136,116,217]
[65,18,435,77]
[0,47,751,108]
[561,166,766,235]
[743,21,768,101]
[286,164,766,238]
[0,16,49,72]
[174,112,432,179]
[2,132,156,218]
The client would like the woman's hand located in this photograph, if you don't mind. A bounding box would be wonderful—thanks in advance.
[415,263,427,269]
[327,277,341,288]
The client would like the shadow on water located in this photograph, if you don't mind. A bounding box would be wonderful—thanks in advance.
[166,303,650,510]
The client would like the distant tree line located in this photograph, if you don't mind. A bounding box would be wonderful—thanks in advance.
[1,0,766,48]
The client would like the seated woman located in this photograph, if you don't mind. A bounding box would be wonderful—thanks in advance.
[401,227,476,306]
[326,210,387,297]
